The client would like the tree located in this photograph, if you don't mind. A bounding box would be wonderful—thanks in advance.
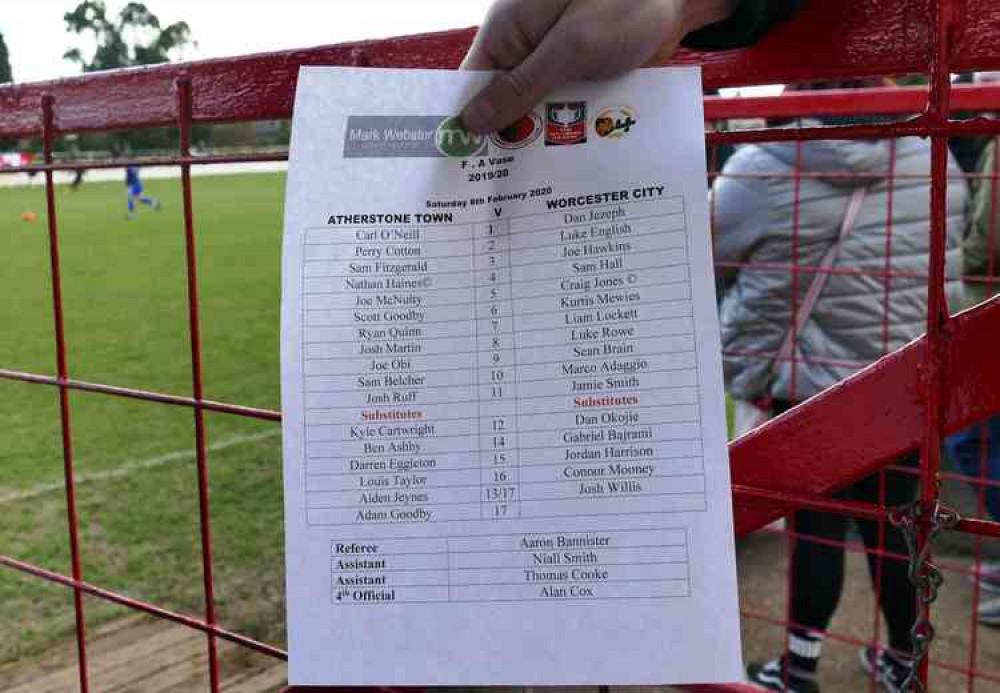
[0,33,12,149]
[0,31,12,84]
[64,1,191,73]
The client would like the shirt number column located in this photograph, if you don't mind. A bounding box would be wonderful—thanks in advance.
[475,219,520,520]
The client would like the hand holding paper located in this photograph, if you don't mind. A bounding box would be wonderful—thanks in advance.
[460,0,737,134]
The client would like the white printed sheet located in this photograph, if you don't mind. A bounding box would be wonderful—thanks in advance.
[281,66,741,686]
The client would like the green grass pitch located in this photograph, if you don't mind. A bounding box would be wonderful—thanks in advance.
[0,172,288,661]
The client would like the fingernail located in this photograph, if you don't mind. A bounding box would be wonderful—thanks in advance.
[462,99,495,134]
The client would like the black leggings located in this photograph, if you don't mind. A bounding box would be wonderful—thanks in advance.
[775,401,920,654]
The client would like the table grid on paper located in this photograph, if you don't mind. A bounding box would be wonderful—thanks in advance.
[299,195,707,528]
[330,527,691,605]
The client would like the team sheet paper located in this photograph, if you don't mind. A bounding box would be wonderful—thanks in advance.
[281,67,741,686]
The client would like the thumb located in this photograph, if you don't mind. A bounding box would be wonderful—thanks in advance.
[460,33,577,135]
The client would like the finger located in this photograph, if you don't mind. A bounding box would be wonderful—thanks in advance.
[461,0,570,71]
[461,28,579,134]
[461,35,503,71]
[642,37,684,68]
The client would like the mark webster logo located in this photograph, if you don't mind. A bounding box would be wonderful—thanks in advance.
[595,106,638,140]
[343,116,487,158]
[491,112,543,150]
[545,102,587,146]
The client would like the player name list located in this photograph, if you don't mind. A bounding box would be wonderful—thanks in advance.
[302,194,706,527]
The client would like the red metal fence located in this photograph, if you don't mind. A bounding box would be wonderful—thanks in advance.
[3,0,1000,690]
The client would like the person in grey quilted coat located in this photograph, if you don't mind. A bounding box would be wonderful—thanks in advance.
[721,117,968,691]
[715,129,966,404]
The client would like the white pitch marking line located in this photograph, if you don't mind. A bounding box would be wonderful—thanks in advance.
[0,429,282,505]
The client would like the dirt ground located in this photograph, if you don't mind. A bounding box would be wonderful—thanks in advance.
[0,615,286,693]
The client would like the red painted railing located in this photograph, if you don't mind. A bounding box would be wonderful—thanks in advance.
[3,0,1000,690]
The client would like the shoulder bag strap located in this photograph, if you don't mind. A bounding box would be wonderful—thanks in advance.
[775,187,868,366]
